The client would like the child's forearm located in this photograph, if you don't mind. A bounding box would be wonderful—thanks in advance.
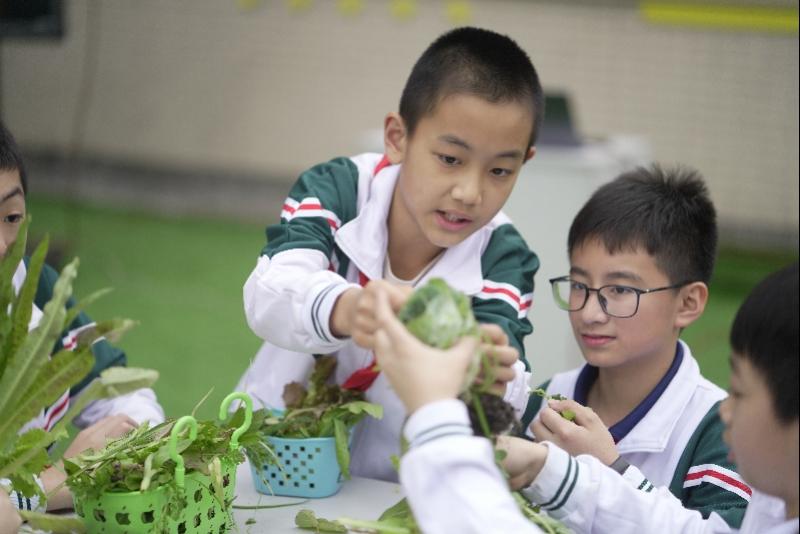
[40,464,72,512]
[522,445,732,534]
[400,400,543,534]
[330,287,361,338]
[243,253,358,352]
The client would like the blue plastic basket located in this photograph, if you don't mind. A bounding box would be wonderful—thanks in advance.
[251,435,345,498]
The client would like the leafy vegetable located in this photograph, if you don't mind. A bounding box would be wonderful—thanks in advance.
[249,356,383,479]
[531,388,576,422]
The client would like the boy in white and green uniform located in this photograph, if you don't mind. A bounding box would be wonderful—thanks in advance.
[518,165,754,528]
[237,28,545,481]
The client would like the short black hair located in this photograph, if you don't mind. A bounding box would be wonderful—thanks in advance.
[399,27,544,148]
[567,164,717,285]
[0,120,28,193]
[730,262,799,423]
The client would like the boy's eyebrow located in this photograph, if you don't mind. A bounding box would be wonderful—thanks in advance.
[605,271,645,284]
[437,135,524,160]
[0,186,24,203]
[568,267,644,284]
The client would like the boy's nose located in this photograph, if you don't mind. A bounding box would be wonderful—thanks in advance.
[451,173,482,206]
[579,291,609,323]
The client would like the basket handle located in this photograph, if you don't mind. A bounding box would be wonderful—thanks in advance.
[169,416,198,489]
[219,392,253,451]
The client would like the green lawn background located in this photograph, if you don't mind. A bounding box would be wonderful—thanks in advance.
[28,196,798,420]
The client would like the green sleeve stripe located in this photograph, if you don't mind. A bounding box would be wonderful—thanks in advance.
[264,157,359,258]
[668,401,748,527]
[547,458,580,512]
[540,455,574,509]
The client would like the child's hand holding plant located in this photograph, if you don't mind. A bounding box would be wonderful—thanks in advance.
[372,288,479,414]
[532,399,619,466]
[475,323,519,396]
[332,280,413,348]
[495,435,549,491]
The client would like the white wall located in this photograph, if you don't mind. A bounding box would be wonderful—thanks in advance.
[3,0,797,238]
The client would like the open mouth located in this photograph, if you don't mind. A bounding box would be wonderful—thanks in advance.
[434,210,473,232]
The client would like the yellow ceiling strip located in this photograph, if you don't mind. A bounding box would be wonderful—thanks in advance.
[641,2,799,33]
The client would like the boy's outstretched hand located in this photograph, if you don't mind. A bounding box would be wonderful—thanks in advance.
[332,280,412,348]
[531,399,618,466]
[372,287,479,414]
[475,324,518,396]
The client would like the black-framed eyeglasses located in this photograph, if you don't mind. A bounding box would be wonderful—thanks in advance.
[548,276,692,318]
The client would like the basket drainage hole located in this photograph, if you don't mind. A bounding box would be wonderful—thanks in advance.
[300,446,306,452]
[141,511,155,523]
[178,522,187,534]
[115,513,130,525]
[93,509,106,523]
[309,469,315,474]
[194,514,202,527]
[310,483,316,489]
[315,448,321,453]
[194,489,204,502]
[208,508,216,520]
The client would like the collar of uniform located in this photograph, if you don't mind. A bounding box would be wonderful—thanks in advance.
[335,161,487,295]
[574,342,684,445]
[614,340,701,453]
[13,259,27,293]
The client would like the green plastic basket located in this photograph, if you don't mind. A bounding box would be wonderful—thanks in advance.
[74,392,253,533]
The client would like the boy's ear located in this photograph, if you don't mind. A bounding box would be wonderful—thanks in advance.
[384,112,407,164]
[524,146,536,163]
[675,282,709,329]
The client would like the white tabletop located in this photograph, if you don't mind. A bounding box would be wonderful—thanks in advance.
[231,460,405,533]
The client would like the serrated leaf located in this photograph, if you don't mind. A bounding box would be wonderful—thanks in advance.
[5,235,48,367]
[0,429,50,485]
[343,400,384,419]
[97,366,159,396]
[0,258,78,448]
[0,216,31,365]
[62,287,113,330]
[333,418,350,480]
[0,349,94,444]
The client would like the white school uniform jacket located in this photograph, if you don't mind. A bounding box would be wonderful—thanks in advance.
[239,153,539,481]
[4,260,164,512]
[401,400,795,534]
[519,341,754,528]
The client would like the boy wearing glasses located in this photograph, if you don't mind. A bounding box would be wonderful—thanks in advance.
[519,165,750,527]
